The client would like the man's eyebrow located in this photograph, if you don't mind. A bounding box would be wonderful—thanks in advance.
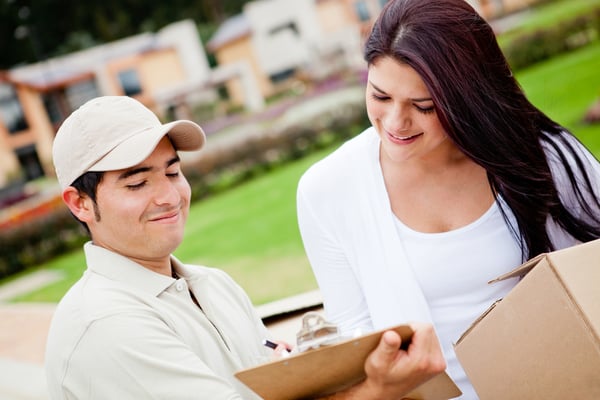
[167,155,180,167]
[117,156,181,180]
[369,81,432,102]
[118,166,152,181]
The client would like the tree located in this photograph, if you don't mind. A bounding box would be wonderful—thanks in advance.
[0,0,251,69]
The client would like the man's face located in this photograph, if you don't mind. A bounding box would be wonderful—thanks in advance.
[86,136,191,268]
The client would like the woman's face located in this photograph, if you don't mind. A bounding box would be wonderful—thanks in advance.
[366,56,452,166]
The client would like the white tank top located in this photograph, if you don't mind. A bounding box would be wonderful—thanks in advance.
[394,200,522,399]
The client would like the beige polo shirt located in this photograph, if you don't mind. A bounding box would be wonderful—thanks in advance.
[45,242,271,399]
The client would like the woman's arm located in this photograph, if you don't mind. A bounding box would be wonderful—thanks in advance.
[296,173,373,334]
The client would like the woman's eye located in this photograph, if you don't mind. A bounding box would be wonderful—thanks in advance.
[166,172,180,178]
[370,93,389,101]
[416,105,435,114]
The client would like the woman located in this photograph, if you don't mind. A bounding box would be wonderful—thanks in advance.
[296,0,600,398]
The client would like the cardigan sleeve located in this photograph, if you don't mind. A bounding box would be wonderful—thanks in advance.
[544,131,600,247]
[296,158,374,334]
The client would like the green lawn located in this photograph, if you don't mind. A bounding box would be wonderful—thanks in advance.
[516,42,600,154]
[497,0,600,48]
[10,41,600,306]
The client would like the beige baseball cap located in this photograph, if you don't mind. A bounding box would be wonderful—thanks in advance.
[52,96,205,190]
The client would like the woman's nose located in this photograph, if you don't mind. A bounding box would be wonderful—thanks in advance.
[387,105,411,133]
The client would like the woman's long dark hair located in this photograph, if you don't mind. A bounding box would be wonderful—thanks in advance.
[365,0,600,260]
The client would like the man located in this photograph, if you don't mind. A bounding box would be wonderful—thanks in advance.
[45,96,445,399]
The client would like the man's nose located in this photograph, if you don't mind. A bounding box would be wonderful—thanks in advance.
[154,179,180,205]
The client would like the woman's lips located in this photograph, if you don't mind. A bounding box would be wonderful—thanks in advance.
[387,131,424,143]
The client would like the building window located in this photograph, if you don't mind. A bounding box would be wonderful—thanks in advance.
[66,79,99,109]
[269,68,296,84]
[15,144,44,181]
[43,92,67,128]
[355,1,370,22]
[42,79,100,131]
[0,83,29,134]
[118,69,142,97]
[269,21,299,36]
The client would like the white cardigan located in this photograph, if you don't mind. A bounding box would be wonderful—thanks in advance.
[297,127,436,330]
[296,126,600,398]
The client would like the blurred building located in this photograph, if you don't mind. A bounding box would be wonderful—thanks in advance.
[0,0,548,192]
[0,20,216,190]
[205,0,546,107]
[207,0,386,106]
[471,0,547,20]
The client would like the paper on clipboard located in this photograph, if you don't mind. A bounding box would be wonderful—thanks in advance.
[235,324,462,400]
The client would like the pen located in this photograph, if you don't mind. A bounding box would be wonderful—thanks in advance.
[263,339,291,352]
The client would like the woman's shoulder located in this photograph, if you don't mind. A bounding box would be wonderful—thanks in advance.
[299,127,378,189]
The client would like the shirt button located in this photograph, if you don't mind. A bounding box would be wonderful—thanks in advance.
[175,281,185,291]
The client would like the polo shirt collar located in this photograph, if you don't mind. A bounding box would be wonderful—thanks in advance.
[84,241,181,297]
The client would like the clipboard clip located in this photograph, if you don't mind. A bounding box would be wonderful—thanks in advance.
[296,312,342,352]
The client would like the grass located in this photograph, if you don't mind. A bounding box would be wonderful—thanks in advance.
[173,151,326,304]
[9,38,600,307]
[497,0,600,48]
[516,41,600,153]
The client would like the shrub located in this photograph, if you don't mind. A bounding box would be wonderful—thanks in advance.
[0,204,86,278]
[503,8,600,70]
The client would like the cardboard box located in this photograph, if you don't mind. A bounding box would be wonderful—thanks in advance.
[454,239,600,399]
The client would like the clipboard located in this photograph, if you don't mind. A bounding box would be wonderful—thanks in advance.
[235,324,462,400]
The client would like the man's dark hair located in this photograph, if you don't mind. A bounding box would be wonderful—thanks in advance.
[70,171,104,235]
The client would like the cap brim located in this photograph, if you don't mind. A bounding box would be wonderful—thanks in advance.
[89,120,205,173]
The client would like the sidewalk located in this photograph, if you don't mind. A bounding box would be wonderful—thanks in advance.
[0,303,54,400]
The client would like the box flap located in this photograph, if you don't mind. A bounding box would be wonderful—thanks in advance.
[488,253,546,284]
[455,299,500,345]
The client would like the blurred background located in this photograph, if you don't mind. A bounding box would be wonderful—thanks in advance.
[1,0,600,397]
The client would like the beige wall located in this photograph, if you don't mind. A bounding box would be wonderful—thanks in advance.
[104,48,187,112]
[18,88,56,178]
[316,0,357,33]
[0,123,18,187]
[477,0,545,19]
[138,49,187,100]
[214,36,275,105]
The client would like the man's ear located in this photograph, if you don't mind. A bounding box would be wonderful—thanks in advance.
[62,187,96,223]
